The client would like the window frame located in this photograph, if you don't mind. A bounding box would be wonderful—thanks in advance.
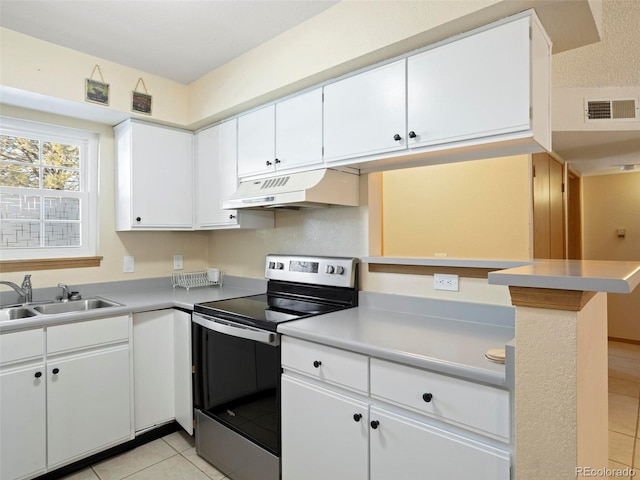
[0,116,99,261]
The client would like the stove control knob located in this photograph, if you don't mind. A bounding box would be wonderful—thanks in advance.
[275,262,284,270]
[268,261,275,269]
[325,265,335,274]
[335,266,345,275]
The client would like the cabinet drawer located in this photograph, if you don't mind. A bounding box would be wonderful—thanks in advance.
[47,315,130,354]
[370,358,509,441]
[0,328,44,365]
[282,337,368,394]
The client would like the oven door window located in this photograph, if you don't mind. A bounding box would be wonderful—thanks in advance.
[195,325,279,455]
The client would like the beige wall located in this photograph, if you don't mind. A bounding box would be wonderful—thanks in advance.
[0,105,210,289]
[382,155,532,259]
[0,29,189,127]
[583,172,640,341]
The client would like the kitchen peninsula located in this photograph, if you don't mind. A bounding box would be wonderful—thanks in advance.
[360,256,640,479]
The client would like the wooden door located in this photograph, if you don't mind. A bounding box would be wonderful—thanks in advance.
[567,171,582,259]
[533,153,565,259]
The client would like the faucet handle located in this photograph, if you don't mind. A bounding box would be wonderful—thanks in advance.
[57,283,70,302]
[21,274,32,288]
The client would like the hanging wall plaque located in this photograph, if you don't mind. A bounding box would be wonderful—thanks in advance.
[85,65,109,105]
[131,77,152,115]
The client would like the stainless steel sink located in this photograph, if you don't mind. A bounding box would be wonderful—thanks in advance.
[0,306,39,321]
[32,297,122,315]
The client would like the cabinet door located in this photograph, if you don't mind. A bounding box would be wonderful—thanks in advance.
[281,376,368,480]
[237,105,276,178]
[369,407,510,480]
[133,311,175,432]
[130,122,193,228]
[0,365,46,480]
[173,309,193,435]
[324,60,406,162]
[407,16,530,147]
[47,347,131,468]
[195,120,241,228]
[275,88,323,170]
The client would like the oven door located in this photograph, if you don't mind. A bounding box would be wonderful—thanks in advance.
[192,313,280,480]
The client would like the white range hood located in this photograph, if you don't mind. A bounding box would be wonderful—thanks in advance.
[222,169,359,210]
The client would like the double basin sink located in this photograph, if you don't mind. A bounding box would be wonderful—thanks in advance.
[0,297,122,322]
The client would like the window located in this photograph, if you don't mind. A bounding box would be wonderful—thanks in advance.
[0,117,98,260]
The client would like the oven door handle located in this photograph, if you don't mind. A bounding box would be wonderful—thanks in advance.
[193,314,279,346]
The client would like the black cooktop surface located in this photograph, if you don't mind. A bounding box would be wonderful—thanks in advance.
[194,294,348,331]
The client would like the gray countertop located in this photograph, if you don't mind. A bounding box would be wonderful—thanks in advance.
[0,279,263,333]
[2,277,515,389]
[489,259,640,293]
[363,256,640,294]
[278,292,515,388]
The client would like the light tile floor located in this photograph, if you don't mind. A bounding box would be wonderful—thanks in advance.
[63,340,640,480]
[608,340,640,479]
[61,431,229,480]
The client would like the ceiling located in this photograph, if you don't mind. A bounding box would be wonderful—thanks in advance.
[0,0,638,176]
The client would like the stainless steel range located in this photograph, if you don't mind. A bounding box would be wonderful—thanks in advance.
[192,255,359,480]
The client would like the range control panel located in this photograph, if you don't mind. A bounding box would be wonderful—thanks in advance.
[265,255,358,288]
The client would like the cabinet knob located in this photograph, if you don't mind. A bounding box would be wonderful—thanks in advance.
[274,158,281,164]
[34,371,42,378]
[52,368,60,375]
[353,413,362,422]
[370,420,380,429]
[229,214,236,220]
[136,217,141,222]
[266,160,273,166]
[313,360,322,368]
[408,131,417,139]
[422,392,433,403]
[393,133,402,141]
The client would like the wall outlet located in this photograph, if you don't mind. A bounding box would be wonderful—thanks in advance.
[123,256,135,273]
[173,254,184,270]
[434,273,459,291]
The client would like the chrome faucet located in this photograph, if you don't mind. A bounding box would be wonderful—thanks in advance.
[0,274,33,304]
[58,283,70,302]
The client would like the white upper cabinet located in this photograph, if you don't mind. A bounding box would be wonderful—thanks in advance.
[407,15,534,148]
[115,120,193,230]
[237,88,324,178]
[323,60,406,162]
[237,105,276,178]
[275,88,323,170]
[195,120,273,229]
[195,120,238,227]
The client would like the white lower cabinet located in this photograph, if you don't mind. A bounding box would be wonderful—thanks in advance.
[281,337,510,480]
[282,375,368,480]
[0,362,46,480]
[369,407,510,480]
[132,309,193,435]
[47,346,131,468]
[0,316,133,480]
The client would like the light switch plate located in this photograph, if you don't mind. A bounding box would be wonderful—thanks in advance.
[123,256,135,273]
[174,254,184,270]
